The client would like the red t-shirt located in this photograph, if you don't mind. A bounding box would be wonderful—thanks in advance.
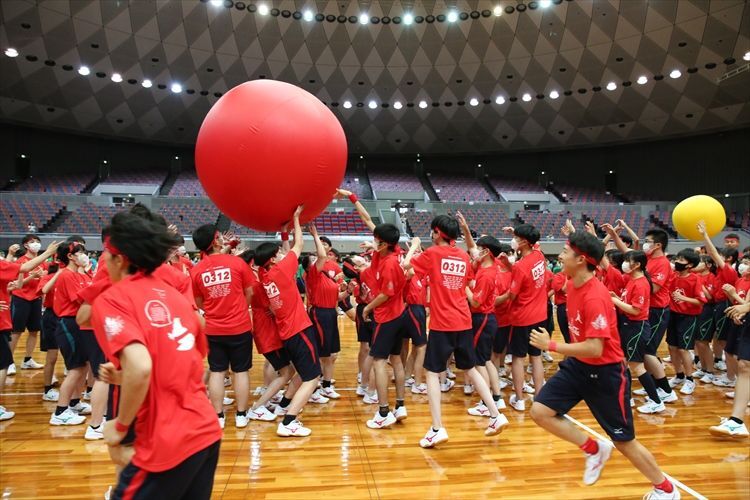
[191,253,254,335]
[509,249,548,327]
[604,265,626,297]
[250,270,282,354]
[0,261,22,330]
[175,256,194,275]
[38,272,57,309]
[90,274,220,473]
[53,268,92,317]
[550,272,568,305]
[410,245,472,331]
[305,264,340,308]
[669,272,706,315]
[404,275,427,306]
[620,275,650,321]
[354,267,378,305]
[153,264,196,311]
[494,269,512,327]
[470,265,498,314]
[371,251,406,323]
[732,276,750,305]
[261,253,312,341]
[696,272,716,304]
[566,276,624,365]
[323,260,343,281]
[714,265,739,302]
[11,255,47,301]
[646,255,672,308]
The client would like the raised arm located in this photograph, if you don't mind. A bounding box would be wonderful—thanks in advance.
[402,237,421,271]
[19,241,59,273]
[455,211,478,257]
[337,188,376,231]
[697,220,725,269]
[616,219,640,250]
[309,224,327,271]
[602,223,629,254]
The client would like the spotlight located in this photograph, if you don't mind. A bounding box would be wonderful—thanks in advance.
[393,101,403,110]
[403,13,414,25]
[637,75,648,85]
[258,4,269,15]
[539,0,552,8]
[493,5,503,16]
[368,100,377,109]
[669,69,681,79]
[606,81,617,90]
[210,0,222,6]
[111,73,122,83]
[303,10,313,21]
[744,51,750,62]
[171,83,182,93]
[343,100,352,109]
[359,13,369,25]
[522,93,532,102]
[447,11,458,22]
[549,90,559,99]
[418,100,428,109]
[78,65,90,76]
[142,79,153,88]
[469,97,479,106]
[495,96,505,104]
[4,48,18,58]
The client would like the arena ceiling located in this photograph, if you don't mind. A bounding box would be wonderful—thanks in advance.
[1,0,749,154]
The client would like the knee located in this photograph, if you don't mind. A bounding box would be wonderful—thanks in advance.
[529,402,551,424]
[738,360,750,374]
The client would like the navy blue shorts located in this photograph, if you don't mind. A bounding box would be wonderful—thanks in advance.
[11,295,42,333]
[556,303,570,343]
[40,308,58,351]
[338,296,354,312]
[106,384,136,446]
[355,303,373,343]
[284,327,321,382]
[666,312,698,350]
[645,307,670,356]
[0,330,12,370]
[263,348,291,372]
[370,312,405,359]
[713,300,731,340]
[535,357,635,442]
[206,332,253,373]
[546,300,555,333]
[55,316,88,370]
[472,313,497,365]
[309,306,340,357]
[508,321,545,358]
[424,330,476,373]
[493,324,510,355]
[696,304,715,342]
[725,321,747,357]
[735,321,750,361]
[81,330,106,379]
[403,304,427,346]
[618,318,650,363]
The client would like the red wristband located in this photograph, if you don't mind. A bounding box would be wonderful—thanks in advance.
[348,194,359,204]
[280,232,289,241]
[548,341,558,353]
[114,419,129,433]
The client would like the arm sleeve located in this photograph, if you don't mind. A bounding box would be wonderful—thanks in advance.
[91,294,145,358]
[582,297,615,340]
[379,259,403,297]
[509,262,525,296]
[410,251,430,278]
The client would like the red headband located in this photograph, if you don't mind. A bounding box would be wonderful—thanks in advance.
[434,228,456,246]
[103,236,121,257]
[568,243,599,267]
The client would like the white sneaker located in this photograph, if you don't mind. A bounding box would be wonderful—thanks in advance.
[0,406,15,421]
[499,378,511,390]
[356,385,367,396]
[668,377,685,388]
[446,367,456,379]
[84,425,104,440]
[50,408,85,425]
[270,391,283,404]
[253,385,267,396]
[638,400,666,414]
[70,402,92,415]
[526,364,533,374]
[308,389,330,404]
[679,380,696,395]
[495,397,506,410]
[321,386,341,399]
[404,377,415,387]
[504,354,512,365]
[709,417,750,438]
[468,402,491,417]
[485,414,509,436]
[633,388,648,396]
[542,351,554,363]
[249,406,276,421]
[497,367,508,377]
[366,410,396,429]
[463,384,474,395]
[657,388,678,403]
[663,355,671,363]
[440,379,455,392]
[224,376,232,387]
[691,369,705,378]
[419,427,449,448]
[714,360,727,371]
[273,405,289,416]
[582,439,613,485]
[643,486,681,499]
[630,398,635,408]
[277,419,312,437]
[510,394,525,412]
[712,374,736,387]
[218,415,225,429]
[699,373,715,384]
[21,359,43,369]
[42,388,60,402]
[411,383,427,395]
[523,382,535,394]
[357,372,362,384]
[363,392,379,405]
[83,390,92,401]
[6,363,16,375]
[223,397,235,405]
[393,406,408,421]
[235,413,249,428]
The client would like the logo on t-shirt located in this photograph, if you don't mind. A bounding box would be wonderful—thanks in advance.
[167,317,195,351]
[531,261,546,288]
[104,316,124,340]
[145,300,172,328]
[591,314,608,330]
[672,288,685,302]
[201,267,232,299]
[440,257,467,290]
[263,282,283,311]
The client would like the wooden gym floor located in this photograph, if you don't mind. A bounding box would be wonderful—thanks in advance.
[1,317,748,499]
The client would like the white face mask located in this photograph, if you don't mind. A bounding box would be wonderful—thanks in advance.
[739,263,750,276]
[510,238,519,251]
[642,242,653,254]
[76,254,90,268]
[177,246,187,256]
[507,254,516,264]
[27,242,42,253]
[669,261,675,271]
[621,261,632,274]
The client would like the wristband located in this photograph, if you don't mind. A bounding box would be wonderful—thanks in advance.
[114,419,129,433]
[280,232,289,241]
[348,194,359,204]
[548,341,558,353]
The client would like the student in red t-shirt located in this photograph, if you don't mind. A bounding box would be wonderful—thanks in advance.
[691,255,718,383]
[549,262,570,343]
[9,234,48,373]
[191,224,255,430]
[38,263,62,402]
[403,215,507,448]
[90,211,221,499]
[343,254,377,396]
[719,296,750,438]
[721,253,750,388]
[254,206,322,438]
[0,241,59,421]
[403,267,428,395]
[492,244,515,377]
[529,232,678,499]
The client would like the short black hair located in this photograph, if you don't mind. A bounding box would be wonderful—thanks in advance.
[107,210,181,275]
[605,249,624,270]
[47,262,60,274]
[129,203,168,228]
[66,234,86,245]
[57,241,86,266]
[568,232,604,272]
[238,249,255,265]
[101,226,111,243]
[373,223,400,245]
[476,235,503,257]
[620,234,633,247]
[676,248,700,268]
[254,242,281,268]
[320,236,332,247]
[719,247,739,263]
[497,243,513,255]
[725,233,740,241]
[22,234,40,245]
[192,224,217,252]
[645,229,669,251]
[341,257,360,280]
[514,224,540,246]
[430,215,460,240]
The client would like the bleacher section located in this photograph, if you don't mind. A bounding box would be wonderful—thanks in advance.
[106,169,168,185]
[582,207,652,236]
[405,207,512,238]
[1,199,62,232]
[159,204,219,231]
[341,172,368,199]
[56,203,119,234]
[491,177,546,195]
[517,210,572,239]
[429,174,492,202]
[168,171,206,197]
[10,174,95,194]
[313,210,371,235]
[555,184,615,203]
[369,169,423,195]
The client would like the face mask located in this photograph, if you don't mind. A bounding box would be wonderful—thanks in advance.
[177,246,186,256]
[738,263,750,275]
[510,238,519,251]
[27,242,41,253]
[643,242,654,254]
[76,254,90,268]
[507,254,516,264]
[621,261,632,274]
[674,262,688,272]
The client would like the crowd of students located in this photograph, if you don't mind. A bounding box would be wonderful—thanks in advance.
[0,193,748,500]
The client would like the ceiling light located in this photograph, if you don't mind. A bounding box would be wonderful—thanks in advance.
[141,79,152,88]
[447,11,458,22]
[493,5,503,16]
[78,65,90,76]
[669,69,682,79]
[393,101,403,110]
[4,48,18,58]
[469,97,479,106]
[522,93,532,102]
[171,83,182,93]
[111,73,122,83]
[549,90,559,99]
[418,100,428,109]
[209,0,222,6]
[368,100,377,109]
[744,51,750,61]
[403,13,414,25]
[343,100,352,109]
[495,96,505,104]
[637,75,648,85]
[359,13,369,25]
[303,10,314,21]
[606,81,617,90]
[258,4,269,15]
[539,0,552,8]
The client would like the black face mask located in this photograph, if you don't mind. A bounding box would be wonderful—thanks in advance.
[674,262,689,272]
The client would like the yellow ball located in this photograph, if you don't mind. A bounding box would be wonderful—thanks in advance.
[672,195,726,241]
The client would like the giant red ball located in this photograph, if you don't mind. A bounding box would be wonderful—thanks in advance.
[195,80,347,232]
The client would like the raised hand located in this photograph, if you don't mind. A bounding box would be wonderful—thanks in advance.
[293,205,304,219]
[336,188,352,199]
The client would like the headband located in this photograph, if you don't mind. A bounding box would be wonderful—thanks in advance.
[568,243,599,267]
